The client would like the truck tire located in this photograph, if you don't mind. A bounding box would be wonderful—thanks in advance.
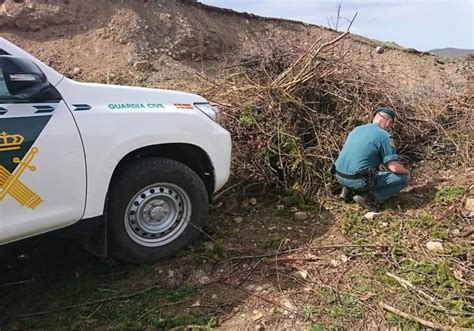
[108,157,209,264]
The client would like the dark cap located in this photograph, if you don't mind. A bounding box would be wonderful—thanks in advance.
[375,106,396,120]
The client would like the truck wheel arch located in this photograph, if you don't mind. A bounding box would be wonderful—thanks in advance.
[108,143,215,199]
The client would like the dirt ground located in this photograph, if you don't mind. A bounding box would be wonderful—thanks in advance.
[0,0,473,330]
[0,162,473,330]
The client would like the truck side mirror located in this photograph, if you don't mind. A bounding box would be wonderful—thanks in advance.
[0,56,50,99]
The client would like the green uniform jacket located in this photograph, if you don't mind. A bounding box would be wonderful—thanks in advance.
[335,123,399,174]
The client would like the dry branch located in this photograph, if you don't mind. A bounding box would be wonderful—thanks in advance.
[386,272,437,303]
[20,284,163,318]
[229,244,387,260]
[0,278,35,287]
[205,27,471,198]
[378,302,445,330]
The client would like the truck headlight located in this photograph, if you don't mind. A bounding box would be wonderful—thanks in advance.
[194,103,220,123]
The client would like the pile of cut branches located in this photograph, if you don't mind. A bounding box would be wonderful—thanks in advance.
[207,32,472,197]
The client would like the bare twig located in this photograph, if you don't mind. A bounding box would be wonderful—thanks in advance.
[378,302,445,330]
[0,278,35,288]
[269,257,322,264]
[346,12,358,32]
[237,259,264,286]
[20,285,161,318]
[212,179,247,202]
[386,272,437,303]
[229,244,387,260]
[137,300,189,322]
[224,282,310,321]
[169,325,210,331]
[85,304,103,319]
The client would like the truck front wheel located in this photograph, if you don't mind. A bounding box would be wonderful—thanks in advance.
[108,157,209,264]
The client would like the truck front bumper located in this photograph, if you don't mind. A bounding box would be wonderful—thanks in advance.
[209,129,232,193]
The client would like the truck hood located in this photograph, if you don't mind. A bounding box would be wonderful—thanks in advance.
[62,78,208,105]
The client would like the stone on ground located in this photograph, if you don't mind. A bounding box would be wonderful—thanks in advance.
[464,197,474,213]
[294,211,308,220]
[364,211,383,220]
[426,241,444,252]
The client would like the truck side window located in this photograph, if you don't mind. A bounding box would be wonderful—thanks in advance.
[0,65,10,98]
[0,50,12,98]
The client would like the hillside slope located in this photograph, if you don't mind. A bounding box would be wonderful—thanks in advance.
[430,48,474,58]
[0,0,472,98]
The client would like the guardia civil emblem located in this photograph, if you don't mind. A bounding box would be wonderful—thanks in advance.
[0,116,51,209]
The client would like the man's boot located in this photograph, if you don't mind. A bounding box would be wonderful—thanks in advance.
[353,193,379,212]
[339,187,352,202]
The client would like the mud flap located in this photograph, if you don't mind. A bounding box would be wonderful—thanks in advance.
[57,215,108,257]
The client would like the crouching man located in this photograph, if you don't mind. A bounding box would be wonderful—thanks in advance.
[335,107,410,211]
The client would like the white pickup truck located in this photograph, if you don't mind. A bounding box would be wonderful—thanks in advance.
[0,38,231,263]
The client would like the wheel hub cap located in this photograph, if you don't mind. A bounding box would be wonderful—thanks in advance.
[124,183,192,247]
[144,200,170,223]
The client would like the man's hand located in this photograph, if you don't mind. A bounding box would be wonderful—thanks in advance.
[386,161,410,177]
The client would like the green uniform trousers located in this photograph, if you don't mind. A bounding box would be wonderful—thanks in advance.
[336,171,409,203]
